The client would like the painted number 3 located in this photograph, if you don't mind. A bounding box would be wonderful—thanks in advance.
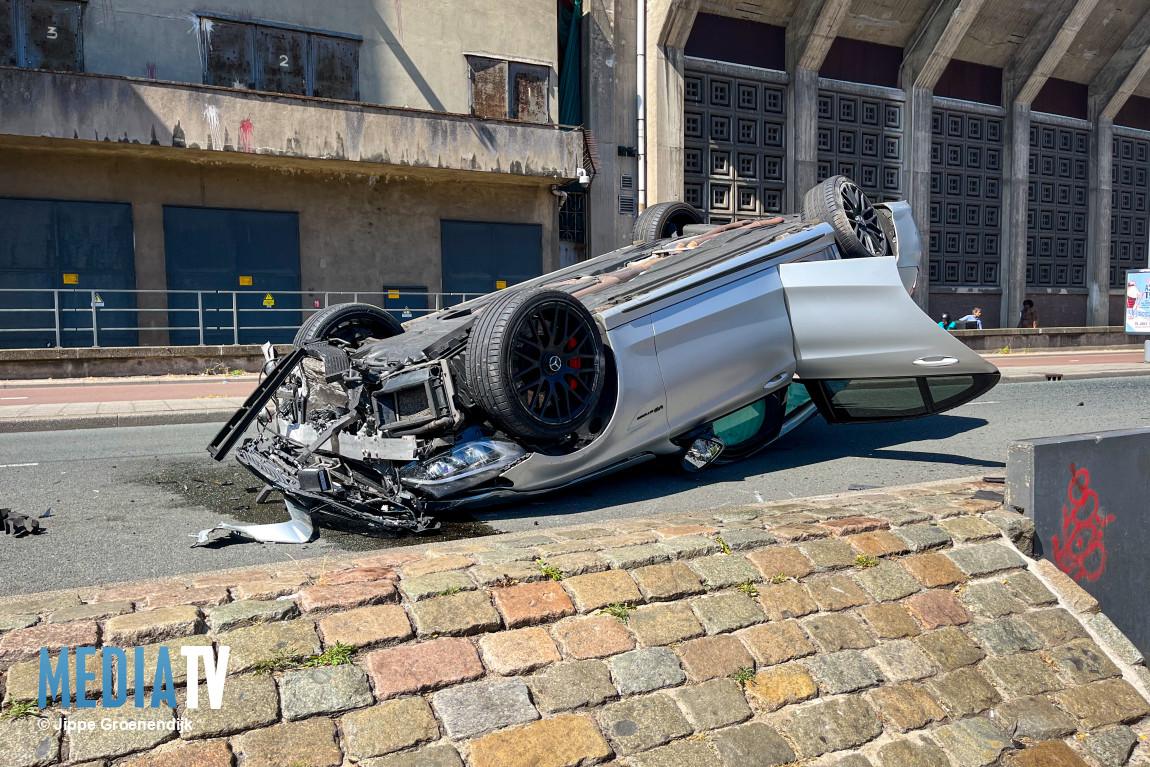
[46,26,58,39]
[278,54,289,69]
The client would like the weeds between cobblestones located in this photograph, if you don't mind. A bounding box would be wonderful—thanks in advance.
[2,477,1150,766]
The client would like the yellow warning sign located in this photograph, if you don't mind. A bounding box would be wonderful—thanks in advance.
[387,290,400,299]
[239,275,253,286]
[63,273,78,284]
[263,293,275,307]
[496,280,507,290]
[92,293,104,308]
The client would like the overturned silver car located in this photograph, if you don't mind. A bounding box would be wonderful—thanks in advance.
[207,176,999,537]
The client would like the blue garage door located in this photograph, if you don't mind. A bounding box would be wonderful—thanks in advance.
[164,207,301,345]
[0,198,136,349]
[441,221,543,305]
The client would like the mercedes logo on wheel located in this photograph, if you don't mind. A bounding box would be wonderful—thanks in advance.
[547,355,563,373]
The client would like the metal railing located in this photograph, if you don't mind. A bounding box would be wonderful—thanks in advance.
[0,289,483,348]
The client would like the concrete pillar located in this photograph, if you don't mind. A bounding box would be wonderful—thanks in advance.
[645,43,687,205]
[131,201,170,345]
[999,101,1031,330]
[1086,115,1114,326]
[584,0,619,257]
[786,67,819,213]
[905,85,934,311]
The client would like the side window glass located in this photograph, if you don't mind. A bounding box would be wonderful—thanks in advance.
[23,0,81,72]
[819,378,929,420]
[256,26,307,96]
[203,19,254,89]
[924,374,981,411]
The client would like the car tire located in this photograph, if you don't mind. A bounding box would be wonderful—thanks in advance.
[800,175,890,258]
[293,303,404,349]
[632,201,705,243]
[466,289,606,441]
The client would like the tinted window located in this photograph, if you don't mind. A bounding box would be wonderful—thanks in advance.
[821,378,929,420]
[925,375,983,411]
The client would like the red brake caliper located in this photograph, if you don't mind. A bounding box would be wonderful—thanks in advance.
[566,337,580,389]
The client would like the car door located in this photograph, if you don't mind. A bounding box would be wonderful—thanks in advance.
[777,255,998,424]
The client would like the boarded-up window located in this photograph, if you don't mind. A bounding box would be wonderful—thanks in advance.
[203,19,255,89]
[467,56,550,123]
[0,0,16,66]
[21,0,81,71]
[312,35,358,100]
[200,16,359,100]
[256,26,307,96]
[469,56,508,120]
[510,63,549,122]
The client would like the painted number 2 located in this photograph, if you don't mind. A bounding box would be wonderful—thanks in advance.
[278,54,289,69]
[46,26,58,39]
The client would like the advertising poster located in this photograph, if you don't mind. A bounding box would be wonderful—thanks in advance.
[1126,270,1150,334]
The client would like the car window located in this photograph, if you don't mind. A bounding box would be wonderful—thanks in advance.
[925,375,982,411]
[712,398,767,446]
[820,378,929,420]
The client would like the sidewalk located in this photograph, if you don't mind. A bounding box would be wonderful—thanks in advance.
[0,350,1147,433]
[2,478,1149,766]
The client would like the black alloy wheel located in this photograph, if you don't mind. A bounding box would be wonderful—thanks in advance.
[839,180,889,256]
[467,289,606,441]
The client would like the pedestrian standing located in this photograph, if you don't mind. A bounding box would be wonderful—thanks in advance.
[958,307,983,329]
[1018,299,1038,329]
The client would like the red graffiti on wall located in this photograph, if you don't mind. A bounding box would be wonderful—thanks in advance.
[239,119,254,153]
[1051,462,1114,582]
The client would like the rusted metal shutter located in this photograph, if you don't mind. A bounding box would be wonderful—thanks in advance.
[256,25,307,96]
[203,18,255,89]
[0,0,15,67]
[312,35,358,100]
[510,63,549,123]
[22,0,81,72]
[469,56,507,120]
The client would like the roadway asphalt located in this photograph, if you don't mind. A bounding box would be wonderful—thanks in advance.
[0,375,1145,596]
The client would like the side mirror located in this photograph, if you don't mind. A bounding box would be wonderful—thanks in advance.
[681,434,725,472]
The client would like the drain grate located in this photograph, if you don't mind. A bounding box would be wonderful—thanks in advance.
[1045,373,1063,381]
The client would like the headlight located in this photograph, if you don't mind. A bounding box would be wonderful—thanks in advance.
[398,440,526,498]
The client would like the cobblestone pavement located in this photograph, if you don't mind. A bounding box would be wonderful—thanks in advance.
[2,477,1149,766]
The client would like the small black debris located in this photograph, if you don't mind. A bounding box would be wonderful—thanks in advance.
[849,484,879,491]
[233,505,250,511]
[981,476,1006,484]
[1077,402,1084,406]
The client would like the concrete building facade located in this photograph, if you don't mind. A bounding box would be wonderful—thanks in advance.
[584,0,1150,328]
[0,0,584,346]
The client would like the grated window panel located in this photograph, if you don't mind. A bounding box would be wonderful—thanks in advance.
[1027,119,1089,288]
[816,88,903,205]
[683,66,786,223]
[559,191,586,244]
[1110,133,1150,288]
[928,105,1004,287]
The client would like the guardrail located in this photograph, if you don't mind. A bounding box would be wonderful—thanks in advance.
[0,289,482,348]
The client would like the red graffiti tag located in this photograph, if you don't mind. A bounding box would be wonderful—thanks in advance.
[239,119,254,153]
[1051,463,1114,582]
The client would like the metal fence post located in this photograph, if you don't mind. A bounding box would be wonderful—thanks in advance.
[231,291,240,345]
[90,290,99,347]
[53,290,61,348]
[324,292,330,308]
[197,292,205,346]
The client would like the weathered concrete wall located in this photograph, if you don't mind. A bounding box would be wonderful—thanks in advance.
[951,326,1139,351]
[0,144,561,302]
[0,68,582,180]
[80,0,558,121]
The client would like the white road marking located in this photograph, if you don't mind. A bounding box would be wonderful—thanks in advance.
[0,463,38,468]
[0,396,28,400]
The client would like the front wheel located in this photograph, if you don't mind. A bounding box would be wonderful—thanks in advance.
[466,289,606,441]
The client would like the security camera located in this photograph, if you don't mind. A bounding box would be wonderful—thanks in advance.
[576,167,590,188]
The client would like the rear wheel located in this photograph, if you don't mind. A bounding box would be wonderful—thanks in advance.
[293,303,404,349]
[467,289,606,441]
[801,175,890,258]
[632,201,705,243]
